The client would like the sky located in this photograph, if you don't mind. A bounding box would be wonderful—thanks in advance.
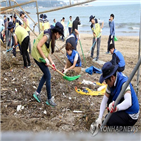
[90,0,140,6]
[63,0,141,6]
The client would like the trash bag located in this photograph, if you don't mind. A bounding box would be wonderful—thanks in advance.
[85,66,102,75]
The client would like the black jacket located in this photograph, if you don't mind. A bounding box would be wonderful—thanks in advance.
[72,17,81,33]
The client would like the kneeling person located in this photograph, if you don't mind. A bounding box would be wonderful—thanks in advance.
[63,43,81,74]
[109,44,125,72]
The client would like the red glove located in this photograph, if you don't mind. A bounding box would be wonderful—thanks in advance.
[52,63,56,71]
[108,101,118,113]
[62,69,64,73]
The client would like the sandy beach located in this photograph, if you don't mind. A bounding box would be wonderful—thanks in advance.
[1,33,141,132]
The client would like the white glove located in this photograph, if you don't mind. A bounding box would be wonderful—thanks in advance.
[108,101,118,113]
[45,58,50,66]
[64,69,68,74]
[95,118,102,127]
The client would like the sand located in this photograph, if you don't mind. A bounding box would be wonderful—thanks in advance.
[1,33,141,132]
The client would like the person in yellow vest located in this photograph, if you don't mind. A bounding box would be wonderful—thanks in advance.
[20,11,31,54]
[43,14,50,30]
[8,22,31,68]
[39,14,44,32]
[12,14,22,27]
[68,16,72,35]
[89,15,101,61]
[31,22,64,107]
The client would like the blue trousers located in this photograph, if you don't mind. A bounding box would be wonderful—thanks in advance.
[34,59,51,99]
[68,27,72,35]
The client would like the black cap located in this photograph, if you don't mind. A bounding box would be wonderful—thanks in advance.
[20,11,24,17]
[52,22,64,37]
[7,22,15,30]
[99,62,118,83]
[89,15,95,22]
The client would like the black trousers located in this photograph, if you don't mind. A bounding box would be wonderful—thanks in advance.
[107,35,115,52]
[106,111,137,127]
[21,36,31,67]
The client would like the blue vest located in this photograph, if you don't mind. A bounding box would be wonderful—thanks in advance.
[67,50,82,67]
[110,72,139,114]
[114,49,125,67]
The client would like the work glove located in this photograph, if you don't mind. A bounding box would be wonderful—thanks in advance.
[52,62,56,71]
[63,69,68,74]
[45,58,50,66]
[108,101,118,113]
[95,118,102,127]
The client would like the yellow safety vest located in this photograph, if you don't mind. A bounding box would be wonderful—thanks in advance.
[23,18,30,31]
[68,20,72,28]
[44,20,50,30]
[15,26,28,45]
[39,19,43,31]
[31,31,51,62]
[92,23,101,38]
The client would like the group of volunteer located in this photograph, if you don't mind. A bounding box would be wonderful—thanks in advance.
[5,11,139,129]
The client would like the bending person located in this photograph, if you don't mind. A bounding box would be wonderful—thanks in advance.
[8,22,31,68]
[63,42,81,74]
[95,62,139,127]
[31,22,64,107]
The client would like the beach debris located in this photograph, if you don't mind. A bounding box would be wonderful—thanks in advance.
[65,70,79,77]
[33,86,37,89]
[97,85,106,91]
[17,105,24,112]
[73,110,82,113]
[4,78,7,81]
[43,110,47,114]
[81,80,96,85]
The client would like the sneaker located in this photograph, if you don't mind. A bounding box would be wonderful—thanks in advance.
[33,91,41,102]
[46,98,57,107]
[27,64,31,68]
[93,58,96,61]
[95,58,98,61]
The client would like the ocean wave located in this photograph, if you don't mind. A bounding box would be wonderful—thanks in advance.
[121,31,138,33]
[128,27,140,30]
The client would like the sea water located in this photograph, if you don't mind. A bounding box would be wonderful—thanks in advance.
[0,3,140,36]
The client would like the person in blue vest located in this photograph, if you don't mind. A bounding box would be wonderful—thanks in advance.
[94,62,139,127]
[109,44,125,72]
[66,32,78,50]
[63,42,82,74]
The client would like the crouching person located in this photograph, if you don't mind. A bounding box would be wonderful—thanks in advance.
[8,22,31,68]
[109,44,125,72]
[95,62,139,128]
[63,43,81,74]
